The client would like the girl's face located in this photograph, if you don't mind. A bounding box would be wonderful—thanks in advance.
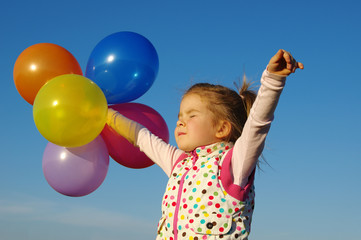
[175,93,221,152]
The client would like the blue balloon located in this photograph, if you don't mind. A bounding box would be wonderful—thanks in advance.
[85,32,159,104]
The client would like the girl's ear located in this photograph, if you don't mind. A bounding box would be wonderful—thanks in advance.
[215,120,232,139]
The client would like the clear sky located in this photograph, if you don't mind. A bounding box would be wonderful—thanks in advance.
[1,1,361,239]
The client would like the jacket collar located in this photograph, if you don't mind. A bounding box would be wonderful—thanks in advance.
[191,142,233,158]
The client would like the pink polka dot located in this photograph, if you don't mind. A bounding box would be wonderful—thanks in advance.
[182,198,186,203]
[188,209,193,214]
[208,201,213,206]
[237,226,242,231]
[216,183,221,188]
[177,164,181,168]
[185,224,189,229]
[202,235,207,239]
[232,201,237,206]
[170,196,175,200]
[226,215,230,218]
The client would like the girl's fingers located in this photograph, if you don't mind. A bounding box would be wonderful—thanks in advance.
[282,50,295,70]
[291,61,304,73]
[284,51,304,72]
[270,49,284,64]
[297,62,304,69]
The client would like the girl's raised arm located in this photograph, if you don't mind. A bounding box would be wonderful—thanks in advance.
[231,49,303,187]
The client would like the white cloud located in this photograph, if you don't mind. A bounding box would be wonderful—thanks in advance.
[0,204,34,214]
[35,204,154,231]
[0,194,155,234]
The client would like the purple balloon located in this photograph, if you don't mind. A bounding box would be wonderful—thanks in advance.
[42,136,109,197]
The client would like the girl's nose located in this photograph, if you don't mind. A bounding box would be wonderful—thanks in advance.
[177,120,184,127]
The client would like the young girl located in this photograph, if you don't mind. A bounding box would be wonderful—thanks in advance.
[107,49,304,240]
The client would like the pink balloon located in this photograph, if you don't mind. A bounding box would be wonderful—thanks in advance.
[42,136,109,197]
[102,103,169,169]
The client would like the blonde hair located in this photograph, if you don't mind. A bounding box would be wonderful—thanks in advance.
[184,75,256,142]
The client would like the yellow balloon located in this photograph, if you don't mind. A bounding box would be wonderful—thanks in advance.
[33,74,108,147]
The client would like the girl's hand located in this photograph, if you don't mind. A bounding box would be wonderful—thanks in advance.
[268,49,304,76]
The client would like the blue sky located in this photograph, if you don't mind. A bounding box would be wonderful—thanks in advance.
[1,0,361,239]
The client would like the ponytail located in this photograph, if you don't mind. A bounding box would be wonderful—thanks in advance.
[236,74,257,117]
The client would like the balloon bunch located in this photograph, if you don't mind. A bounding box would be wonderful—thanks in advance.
[13,32,169,197]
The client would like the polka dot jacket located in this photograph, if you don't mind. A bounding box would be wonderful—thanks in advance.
[156,142,255,240]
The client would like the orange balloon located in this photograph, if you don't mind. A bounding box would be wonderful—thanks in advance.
[13,43,83,105]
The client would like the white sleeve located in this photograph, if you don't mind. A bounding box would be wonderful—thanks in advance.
[107,108,183,176]
[137,128,184,177]
[232,69,287,187]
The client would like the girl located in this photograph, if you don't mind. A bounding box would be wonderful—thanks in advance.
[107,49,304,240]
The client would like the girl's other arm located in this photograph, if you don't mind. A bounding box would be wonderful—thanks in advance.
[107,108,143,145]
[107,109,183,176]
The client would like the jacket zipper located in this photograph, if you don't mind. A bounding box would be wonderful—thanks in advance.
[173,151,198,240]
